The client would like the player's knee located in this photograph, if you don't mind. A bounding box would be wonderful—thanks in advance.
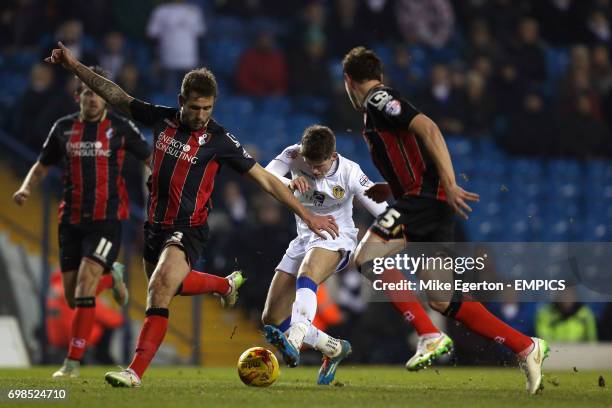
[428,300,449,313]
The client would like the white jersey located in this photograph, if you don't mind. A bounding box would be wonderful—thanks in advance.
[266,144,387,239]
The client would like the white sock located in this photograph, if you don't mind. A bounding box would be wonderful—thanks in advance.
[287,285,318,349]
[303,325,342,358]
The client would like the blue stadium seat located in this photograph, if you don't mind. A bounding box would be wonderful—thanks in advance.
[216,95,255,115]
[586,160,612,181]
[260,96,292,115]
[545,47,570,80]
[205,40,248,78]
[150,92,175,107]
[208,16,249,41]
[509,158,543,178]
[547,159,581,181]
[287,114,322,135]
[446,136,474,157]
[5,51,39,70]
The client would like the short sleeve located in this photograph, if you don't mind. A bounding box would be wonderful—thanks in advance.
[122,118,151,160]
[273,144,300,167]
[349,163,388,217]
[38,122,63,166]
[218,132,256,174]
[349,164,374,194]
[129,99,176,128]
[366,88,421,129]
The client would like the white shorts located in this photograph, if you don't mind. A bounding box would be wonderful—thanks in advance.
[276,228,358,276]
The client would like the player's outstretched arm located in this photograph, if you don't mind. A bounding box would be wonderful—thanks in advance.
[246,163,339,239]
[409,114,479,219]
[13,161,49,206]
[45,42,134,116]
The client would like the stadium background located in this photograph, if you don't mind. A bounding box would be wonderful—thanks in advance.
[0,0,611,369]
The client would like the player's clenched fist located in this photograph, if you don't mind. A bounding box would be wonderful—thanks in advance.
[365,182,391,203]
[44,41,78,70]
[289,176,309,193]
[13,188,30,206]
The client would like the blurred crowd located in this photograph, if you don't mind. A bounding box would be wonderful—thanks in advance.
[2,0,612,363]
[2,0,612,157]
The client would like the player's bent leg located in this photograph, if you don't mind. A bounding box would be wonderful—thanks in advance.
[106,246,190,387]
[147,245,191,309]
[143,260,156,281]
[356,232,454,371]
[61,270,78,309]
[262,270,299,366]
[54,258,105,379]
[175,268,245,308]
[110,262,129,306]
[262,270,296,327]
[435,293,543,393]
[283,248,342,367]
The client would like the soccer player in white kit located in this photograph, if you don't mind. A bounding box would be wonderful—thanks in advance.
[261,125,388,384]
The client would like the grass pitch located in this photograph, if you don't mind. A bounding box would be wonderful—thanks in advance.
[0,366,609,408]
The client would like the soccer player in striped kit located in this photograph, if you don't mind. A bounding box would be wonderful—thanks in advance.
[14,66,151,378]
[342,46,549,394]
[45,42,339,387]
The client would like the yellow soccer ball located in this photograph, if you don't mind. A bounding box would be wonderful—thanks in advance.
[237,347,280,387]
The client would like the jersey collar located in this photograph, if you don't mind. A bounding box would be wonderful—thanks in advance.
[78,109,107,123]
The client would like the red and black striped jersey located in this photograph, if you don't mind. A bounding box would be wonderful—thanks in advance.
[362,85,446,202]
[38,111,150,224]
[129,99,256,228]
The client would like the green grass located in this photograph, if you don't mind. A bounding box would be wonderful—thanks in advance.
[0,366,610,408]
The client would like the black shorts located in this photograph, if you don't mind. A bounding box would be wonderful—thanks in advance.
[143,222,209,267]
[58,221,122,272]
[370,195,455,242]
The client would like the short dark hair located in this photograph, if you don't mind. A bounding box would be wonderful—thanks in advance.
[342,46,383,83]
[181,68,218,99]
[300,125,336,162]
[77,66,108,93]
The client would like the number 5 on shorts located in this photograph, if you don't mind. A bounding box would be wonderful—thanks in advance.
[378,208,401,229]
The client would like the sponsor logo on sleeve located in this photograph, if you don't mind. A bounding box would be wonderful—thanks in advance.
[384,99,402,116]
[285,149,298,159]
[368,90,393,111]
[359,174,370,186]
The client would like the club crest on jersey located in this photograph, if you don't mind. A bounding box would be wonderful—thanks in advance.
[198,133,209,145]
[332,185,345,199]
[384,99,402,116]
[105,128,114,139]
